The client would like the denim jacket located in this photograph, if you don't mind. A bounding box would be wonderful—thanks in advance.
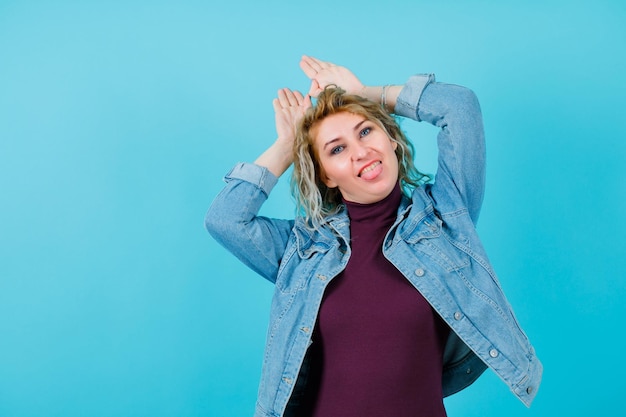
[206,74,542,417]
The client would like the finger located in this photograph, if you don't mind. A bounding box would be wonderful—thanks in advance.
[277,89,293,108]
[308,79,320,98]
[300,56,319,78]
[279,88,299,106]
[289,90,306,107]
[275,89,286,107]
[308,55,333,69]
[291,89,305,105]
[302,94,312,110]
[302,55,327,72]
[272,97,281,112]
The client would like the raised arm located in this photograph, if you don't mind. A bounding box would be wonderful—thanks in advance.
[396,77,486,224]
[205,89,309,282]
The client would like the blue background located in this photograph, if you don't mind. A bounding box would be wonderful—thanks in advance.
[1,0,625,416]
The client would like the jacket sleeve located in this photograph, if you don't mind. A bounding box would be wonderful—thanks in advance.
[205,162,294,283]
[395,75,486,224]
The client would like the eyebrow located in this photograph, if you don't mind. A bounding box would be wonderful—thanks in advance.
[322,119,368,151]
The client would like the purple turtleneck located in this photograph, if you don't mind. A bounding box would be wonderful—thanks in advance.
[298,184,449,417]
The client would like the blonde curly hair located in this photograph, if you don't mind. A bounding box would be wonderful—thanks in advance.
[291,86,430,228]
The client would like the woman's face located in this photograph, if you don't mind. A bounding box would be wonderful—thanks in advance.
[313,111,399,204]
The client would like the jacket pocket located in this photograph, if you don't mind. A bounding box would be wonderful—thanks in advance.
[275,237,332,294]
[403,213,470,272]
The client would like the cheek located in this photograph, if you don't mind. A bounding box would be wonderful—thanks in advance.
[318,156,352,188]
[318,157,334,181]
[322,156,351,177]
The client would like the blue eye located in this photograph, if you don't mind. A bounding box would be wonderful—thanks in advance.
[360,127,371,137]
[331,145,344,155]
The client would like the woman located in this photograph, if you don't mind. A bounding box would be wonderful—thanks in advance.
[206,56,542,417]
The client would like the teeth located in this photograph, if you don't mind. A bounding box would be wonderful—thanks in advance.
[360,161,381,175]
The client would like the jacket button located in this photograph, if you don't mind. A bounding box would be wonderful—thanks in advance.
[317,274,327,281]
[454,312,462,320]
[489,349,499,358]
[414,268,425,277]
[526,386,533,395]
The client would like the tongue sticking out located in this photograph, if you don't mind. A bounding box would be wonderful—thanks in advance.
[359,161,383,180]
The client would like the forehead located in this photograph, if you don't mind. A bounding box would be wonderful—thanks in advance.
[312,112,367,142]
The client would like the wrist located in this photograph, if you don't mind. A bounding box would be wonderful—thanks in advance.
[359,86,379,102]
[361,85,403,113]
[255,140,293,178]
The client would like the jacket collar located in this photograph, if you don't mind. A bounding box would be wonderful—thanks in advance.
[291,185,434,255]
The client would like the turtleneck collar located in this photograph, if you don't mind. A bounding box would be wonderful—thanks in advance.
[342,183,403,224]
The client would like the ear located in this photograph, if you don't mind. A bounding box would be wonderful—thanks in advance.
[390,138,398,151]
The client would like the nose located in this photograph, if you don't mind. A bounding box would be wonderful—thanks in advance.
[351,142,368,160]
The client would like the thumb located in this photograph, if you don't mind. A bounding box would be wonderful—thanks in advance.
[303,94,312,110]
[308,79,321,98]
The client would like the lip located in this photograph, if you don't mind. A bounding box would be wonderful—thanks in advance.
[357,160,382,178]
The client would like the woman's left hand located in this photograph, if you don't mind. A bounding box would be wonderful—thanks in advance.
[300,55,365,98]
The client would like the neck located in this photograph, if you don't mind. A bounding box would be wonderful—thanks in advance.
[343,183,402,224]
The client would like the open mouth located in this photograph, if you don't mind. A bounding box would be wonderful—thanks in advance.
[358,161,382,178]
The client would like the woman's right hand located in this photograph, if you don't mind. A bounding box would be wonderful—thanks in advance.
[299,55,365,98]
[273,88,311,146]
[254,88,311,178]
